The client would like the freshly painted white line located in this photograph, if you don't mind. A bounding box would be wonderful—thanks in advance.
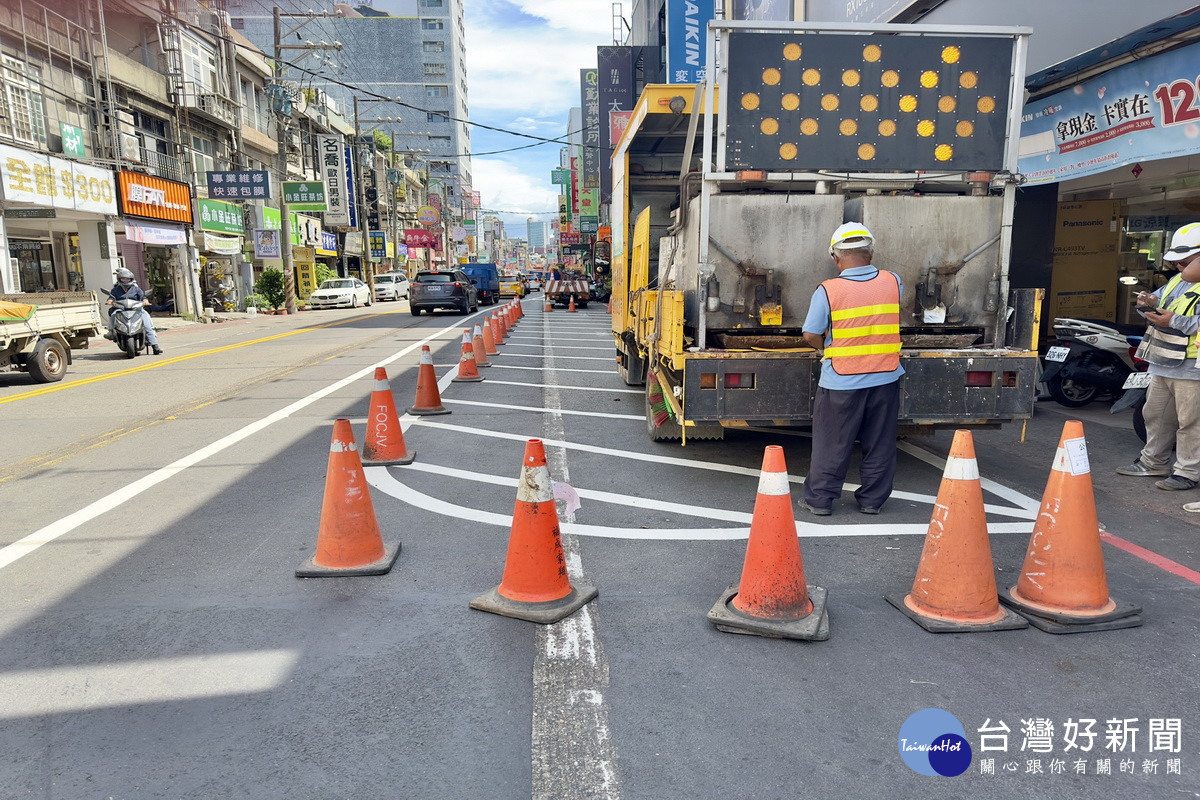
[441,398,642,421]
[484,379,641,395]
[404,420,1037,520]
[507,334,610,341]
[366,468,1034,538]
[497,353,614,362]
[484,364,615,375]
[0,650,300,719]
[503,343,612,351]
[0,320,469,572]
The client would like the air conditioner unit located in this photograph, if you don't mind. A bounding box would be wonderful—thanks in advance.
[287,132,301,151]
[120,133,141,162]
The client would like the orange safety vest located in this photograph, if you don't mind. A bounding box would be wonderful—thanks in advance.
[820,270,902,375]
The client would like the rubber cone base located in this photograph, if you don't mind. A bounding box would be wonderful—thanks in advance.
[407,405,450,416]
[362,451,416,466]
[451,374,485,383]
[296,542,401,578]
[469,582,598,624]
[706,584,830,641]
[997,586,1143,634]
[885,592,1028,633]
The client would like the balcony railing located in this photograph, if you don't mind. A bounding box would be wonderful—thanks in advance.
[138,148,186,183]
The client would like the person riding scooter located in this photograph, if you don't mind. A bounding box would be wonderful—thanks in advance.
[105,268,162,355]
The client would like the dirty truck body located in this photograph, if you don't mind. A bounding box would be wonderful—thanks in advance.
[0,291,103,383]
[610,21,1041,441]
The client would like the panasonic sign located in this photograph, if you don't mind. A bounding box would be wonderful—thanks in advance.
[666,0,714,84]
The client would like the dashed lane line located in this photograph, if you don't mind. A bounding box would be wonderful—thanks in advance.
[441,398,642,421]
[483,380,641,395]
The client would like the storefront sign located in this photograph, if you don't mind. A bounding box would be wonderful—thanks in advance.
[344,230,364,256]
[597,46,635,202]
[369,231,387,260]
[124,219,187,245]
[203,232,243,255]
[60,124,85,158]
[317,231,338,256]
[405,228,438,249]
[261,206,282,230]
[0,142,117,214]
[317,135,350,226]
[1020,40,1200,186]
[579,69,601,190]
[254,228,282,258]
[417,205,440,226]
[294,247,317,300]
[665,0,714,84]
[551,168,570,185]
[283,180,327,212]
[4,208,56,218]
[206,170,270,199]
[198,198,243,235]
[117,171,193,224]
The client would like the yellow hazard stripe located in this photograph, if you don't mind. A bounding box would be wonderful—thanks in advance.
[830,303,899,321]
[830,324,900,339]
[831,228,871,246]
[824,343,902,357]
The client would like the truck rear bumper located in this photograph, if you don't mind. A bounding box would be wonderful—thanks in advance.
[679,351,1038,425]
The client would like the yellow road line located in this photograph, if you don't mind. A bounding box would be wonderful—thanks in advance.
[0,313,392,406]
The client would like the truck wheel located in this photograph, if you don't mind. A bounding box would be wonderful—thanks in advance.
[27,338,68,383]
[1045,375,1096,407]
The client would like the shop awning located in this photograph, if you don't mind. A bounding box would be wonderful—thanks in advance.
[124,219,187,245]
[203,232,243,254]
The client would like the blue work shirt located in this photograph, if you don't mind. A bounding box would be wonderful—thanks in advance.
[802,264,906,390]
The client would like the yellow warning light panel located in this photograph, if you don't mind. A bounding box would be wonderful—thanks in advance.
[723,32,1014,172]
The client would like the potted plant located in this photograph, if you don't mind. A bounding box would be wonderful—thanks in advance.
[243,293,268,316]
[254,268,286,314]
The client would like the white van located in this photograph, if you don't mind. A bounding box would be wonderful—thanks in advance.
[373,272,410,301]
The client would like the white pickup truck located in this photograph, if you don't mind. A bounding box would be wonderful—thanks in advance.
[1,291,103,383]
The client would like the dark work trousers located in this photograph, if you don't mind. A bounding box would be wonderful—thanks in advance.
[802,380,901,510]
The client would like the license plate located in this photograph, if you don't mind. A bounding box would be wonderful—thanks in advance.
[1122,372,1151,389]
[1044,346,1070,362]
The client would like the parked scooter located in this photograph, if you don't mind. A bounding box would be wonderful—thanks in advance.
[100,288,149,359]
[1111,334,1150,443]
[1041,317,1145,407]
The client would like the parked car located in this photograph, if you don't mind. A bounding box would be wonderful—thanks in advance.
[308,277,371,309]
[373,272,409,301]
[409,270,479,315]
[461,263,500,305]
[499,276,526,298]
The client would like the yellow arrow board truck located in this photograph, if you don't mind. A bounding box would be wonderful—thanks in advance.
[610,21,1042,442]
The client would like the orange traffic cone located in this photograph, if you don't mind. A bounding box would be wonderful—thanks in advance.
[500,305,513,335]
[999,420,1142,632]
[544,297,553,312]
[361,367,415,466]
[490,312,506,345]
[452,328,485,383]
[296,418,400,577]
[707,445,828,640]
[470,439,598,623]
[568,295,576,312]
[885,430,1026,632]
[481,317,498,355]
[472,323,491,368]
[407,344,450,415]
[515,300,524,319]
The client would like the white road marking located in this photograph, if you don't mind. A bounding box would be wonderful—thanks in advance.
[502,342,611,351]
[441,398,642,421]
[495,353,615,362]
[484,364,615,375]
[483,379,641,395]
[897,440,1042,512]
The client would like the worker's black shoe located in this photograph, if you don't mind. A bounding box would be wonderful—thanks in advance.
[858,506,881,515]
[798,499,831,517]
[151,346,163,355]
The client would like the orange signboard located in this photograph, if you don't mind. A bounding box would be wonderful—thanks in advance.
[116,170,194,224]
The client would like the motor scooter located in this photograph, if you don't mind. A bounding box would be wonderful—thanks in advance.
[100,288,149,359]
[1111,334,1150,443]
[1041,317,1145,407]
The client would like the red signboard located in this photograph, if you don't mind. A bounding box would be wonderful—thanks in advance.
[405,228,439,249]
[560,232,582,245]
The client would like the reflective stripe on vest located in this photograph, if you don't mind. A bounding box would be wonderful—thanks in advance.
[821,270,902,375]
[1138,274,1200,364]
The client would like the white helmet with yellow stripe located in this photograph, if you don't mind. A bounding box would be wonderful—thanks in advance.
[829,222,874,256]
[1163,222,1200,262]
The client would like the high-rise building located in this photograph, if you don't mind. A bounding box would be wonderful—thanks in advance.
[526,217,550,253]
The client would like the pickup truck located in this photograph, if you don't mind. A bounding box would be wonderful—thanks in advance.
[1,291,103,383]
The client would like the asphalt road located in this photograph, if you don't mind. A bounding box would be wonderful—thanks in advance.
[0,298,1197,799]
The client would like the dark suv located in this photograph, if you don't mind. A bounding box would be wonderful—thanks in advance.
[409,270,479,316]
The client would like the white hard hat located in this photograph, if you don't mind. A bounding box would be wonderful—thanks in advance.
[1163,222,1200,262]
[829,222,874,255]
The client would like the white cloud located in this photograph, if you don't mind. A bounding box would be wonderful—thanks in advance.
[472,158,559,225]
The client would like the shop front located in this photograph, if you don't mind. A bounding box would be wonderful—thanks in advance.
[115,170,197,316]
[197,198,245,312]
[0,142,120,294]
[315,231,339,277]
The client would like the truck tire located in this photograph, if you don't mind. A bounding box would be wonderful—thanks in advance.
[1045,375,1097,407]
[27,338,68,383]
[411,306,422,316]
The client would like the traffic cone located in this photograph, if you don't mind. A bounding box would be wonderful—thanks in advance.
[452,328,485,383]
[361,367,415,466]
[470,439,598,623]
[544,296,553,312]
[407,345,450,415]
[481,317,498,355]
[500,305,512,335]
[885,431,1026,632]
[999,420,1142,632]
[472,323,491,367]
[706,446,829,640]
[515,300,524,319]
[568,295,577,312]
[490,312,506,345]
[297,418,400,577]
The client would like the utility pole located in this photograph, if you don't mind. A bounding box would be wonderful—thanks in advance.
[352,96,376,291]
[273,7,340,314]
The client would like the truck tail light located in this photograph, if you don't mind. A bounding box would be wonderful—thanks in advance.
[965,370,994,387]
[700,372,717,389]
[724,372,755,389]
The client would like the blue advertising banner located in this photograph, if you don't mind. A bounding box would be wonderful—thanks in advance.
[344,146,358,229]
[369,231,387,259]
[665,0,714,84]
[1019,40,1200,185]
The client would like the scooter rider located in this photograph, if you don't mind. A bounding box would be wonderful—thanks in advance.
[106,268,163,355]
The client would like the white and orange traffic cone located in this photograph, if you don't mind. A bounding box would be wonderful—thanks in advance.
[568,295,576,312]
[999,420,1142,633]
[472,323,491,368]
[297,418,400,577]
[470,439,597,623]
[452,328,485,383]
[407,345,450,415]
[707,445,828,640]
[886,430,1026,632]
[361,367,415,466]
[481,317,498,355]
[490,312,506,346]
